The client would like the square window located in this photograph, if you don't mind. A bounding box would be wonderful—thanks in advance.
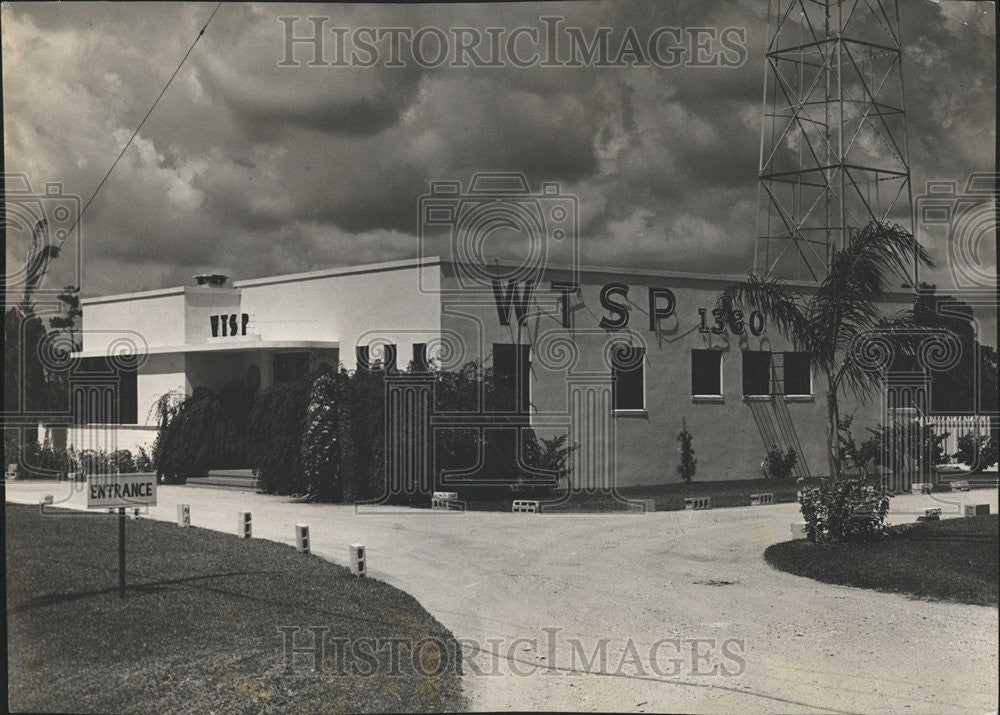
[612,345,645,410]
[692,349,722,396]
[783,352,811,395]
[742,351,771,396]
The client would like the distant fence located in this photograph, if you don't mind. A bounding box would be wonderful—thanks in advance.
[922,415,992,458]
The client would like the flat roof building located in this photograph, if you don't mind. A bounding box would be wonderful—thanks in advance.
[66,256,917,487]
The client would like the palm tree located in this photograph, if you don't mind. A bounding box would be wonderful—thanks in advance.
[717,222,933,480]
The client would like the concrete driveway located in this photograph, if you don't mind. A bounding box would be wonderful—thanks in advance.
[6,480,998,713]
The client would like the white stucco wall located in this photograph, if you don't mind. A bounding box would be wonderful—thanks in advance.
[236,259,443,370]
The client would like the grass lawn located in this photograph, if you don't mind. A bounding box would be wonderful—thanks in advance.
[450,477,816,512]
[5,504,464,713]
[764,514,999,606]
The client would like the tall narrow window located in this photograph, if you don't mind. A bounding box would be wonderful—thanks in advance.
[492,343,531,414]
[355,345,371,371]
[742,351,771,397]
[612,345,645,411]
[783,352,811,395]
[382,343,397,372]
[691,349,723,396]
[412,343,428,371]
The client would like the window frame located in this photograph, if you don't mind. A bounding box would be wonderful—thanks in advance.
[611,345,646,413]
[782,351,813,397]
[691,348,724,399]
[741,350,771,398]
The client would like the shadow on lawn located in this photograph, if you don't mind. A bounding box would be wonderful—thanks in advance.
[9,570,271,612]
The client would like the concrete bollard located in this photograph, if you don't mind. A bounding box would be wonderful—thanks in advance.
[177,504,191,527]
[350,544,366,577]
[295,524,310,555]
[238,511,252,538]
[512,500,539,513]
[965,504,990,517]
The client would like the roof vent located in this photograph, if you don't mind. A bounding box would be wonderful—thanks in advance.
[194,274,230,288]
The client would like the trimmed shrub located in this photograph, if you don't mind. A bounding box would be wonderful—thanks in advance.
[154,386,248,482]
[764,445,797,479]
[798,477,891,543]
[954,432,997,473]
[676,418,696,483]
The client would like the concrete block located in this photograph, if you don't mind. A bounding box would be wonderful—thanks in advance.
[295,524,310,554]
[750,493,774,506]
[350,543,366,577]
[512,500,539,513]
[432,491,459,510]
[238,511,252,538]
[177,504,190,527]
[629,498,656,513]
[684,496,712,510]
[965,504,990,517]
[916,507,941,522]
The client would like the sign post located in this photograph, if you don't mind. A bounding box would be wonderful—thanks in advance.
[86,473,157,600]
[118,507,126,599]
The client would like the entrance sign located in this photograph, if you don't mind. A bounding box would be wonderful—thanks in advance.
[85,472,157,600]
[87,473,157,508]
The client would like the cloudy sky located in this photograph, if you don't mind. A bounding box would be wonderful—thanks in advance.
[3,1,995,339]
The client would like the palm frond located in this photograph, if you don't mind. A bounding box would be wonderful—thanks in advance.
[718,273,813,351]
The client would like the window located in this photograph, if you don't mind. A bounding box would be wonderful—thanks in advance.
[782,352,811,395]
[612,345,645,411]
[382,343,397,372]
[412,343,428,371]
[691,349,723,396]
[742,351,771,397]
[356,345,370,371]
[492,343,531,414]
[273,351,310,384]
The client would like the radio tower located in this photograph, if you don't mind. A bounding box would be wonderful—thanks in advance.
[754,0,915,284]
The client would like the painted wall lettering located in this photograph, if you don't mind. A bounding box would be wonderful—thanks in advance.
[550,281,579,328]
[492,279,535,326]
[648,288,676,331]
[599,283,629,330]
[210,313,250,337]
[489,282,764,336]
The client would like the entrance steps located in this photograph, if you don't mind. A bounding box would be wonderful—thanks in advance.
[185,469,259,492]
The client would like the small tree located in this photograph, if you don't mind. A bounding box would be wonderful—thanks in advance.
[676,418,696,482]
[954,432,997,473]
[717,222,934,480]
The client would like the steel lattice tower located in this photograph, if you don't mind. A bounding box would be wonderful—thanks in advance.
[755,0,915,283]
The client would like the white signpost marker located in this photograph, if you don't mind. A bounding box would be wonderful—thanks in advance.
[86,473,157,599]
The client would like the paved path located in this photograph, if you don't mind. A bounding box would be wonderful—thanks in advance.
[6,481,998,713]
